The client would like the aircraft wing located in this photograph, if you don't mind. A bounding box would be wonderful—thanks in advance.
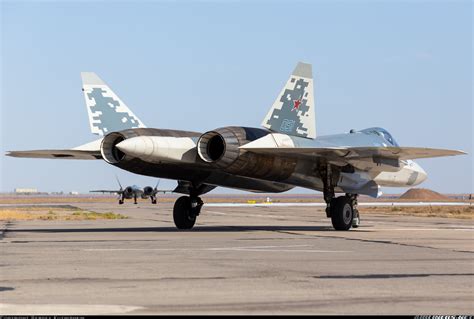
[154,190,174,194]
[6,139,103,160]
[240,145,466,161]
[90,190,122,194]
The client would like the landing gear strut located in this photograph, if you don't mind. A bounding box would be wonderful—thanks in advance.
[349,194,360,228]
[173,195,203,230]
[321,164,360,231]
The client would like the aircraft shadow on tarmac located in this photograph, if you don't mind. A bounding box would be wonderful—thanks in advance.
[6,225,372,233]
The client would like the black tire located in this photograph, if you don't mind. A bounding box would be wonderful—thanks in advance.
[331,196,353,231]
[173,196,196,230]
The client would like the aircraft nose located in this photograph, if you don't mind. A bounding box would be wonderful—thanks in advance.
[412,162,427,185]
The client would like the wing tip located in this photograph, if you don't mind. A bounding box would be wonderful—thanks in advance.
[453,150,468,156]
[5,151,18,157]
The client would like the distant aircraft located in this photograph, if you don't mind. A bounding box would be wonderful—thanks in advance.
[90,178,171,204]
[7,62,466,231]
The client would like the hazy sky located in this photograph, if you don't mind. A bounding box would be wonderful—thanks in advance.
[1,0,472,194]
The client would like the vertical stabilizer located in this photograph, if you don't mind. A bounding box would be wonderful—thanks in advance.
[261,62,316,139]
[81,72,146,136]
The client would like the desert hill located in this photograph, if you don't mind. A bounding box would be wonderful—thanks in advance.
[399,188,450,201]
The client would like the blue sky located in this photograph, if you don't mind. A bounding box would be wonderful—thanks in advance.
[1,0,472,194]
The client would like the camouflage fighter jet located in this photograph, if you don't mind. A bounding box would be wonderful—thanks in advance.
[90,178,170,204]
[7,63,466,230]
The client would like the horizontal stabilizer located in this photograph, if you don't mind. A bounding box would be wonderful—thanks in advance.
[6,139,103,160]
[6,149,101,160]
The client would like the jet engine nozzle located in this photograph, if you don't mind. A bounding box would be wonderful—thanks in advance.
[100,132,126,164]
[123,186,133,197]
[197,129,239,168]
[197,126,297,180]
[143,186,154,196]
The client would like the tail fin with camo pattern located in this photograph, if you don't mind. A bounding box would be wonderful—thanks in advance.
[261,62,316,139]
[81,72,146,136]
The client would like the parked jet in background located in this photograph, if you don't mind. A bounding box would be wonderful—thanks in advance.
[7,62,465,231]
[90,179,170,204]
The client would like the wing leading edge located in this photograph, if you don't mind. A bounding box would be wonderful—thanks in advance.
[240,145,466,161]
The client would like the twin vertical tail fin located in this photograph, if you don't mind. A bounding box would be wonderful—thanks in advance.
[81,64,314,138]
[81,72,146,136]
[261,62,316,139]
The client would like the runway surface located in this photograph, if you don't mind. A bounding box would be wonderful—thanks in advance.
[1,202,473,315]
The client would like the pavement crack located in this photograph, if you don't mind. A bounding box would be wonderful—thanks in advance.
[273,230,473,254]
[315,273,474,279]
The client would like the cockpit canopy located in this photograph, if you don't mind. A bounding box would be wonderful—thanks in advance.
[360,127,399,146]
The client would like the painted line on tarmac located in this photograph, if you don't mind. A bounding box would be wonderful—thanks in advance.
[205,202,471,207]
[83,244,350,253]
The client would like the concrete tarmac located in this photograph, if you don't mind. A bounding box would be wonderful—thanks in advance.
[1,202,473,315]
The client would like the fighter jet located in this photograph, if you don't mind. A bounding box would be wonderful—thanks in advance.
[90,178,170,204]
[7,62,466,231]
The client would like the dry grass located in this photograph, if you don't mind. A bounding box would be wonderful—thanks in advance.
[363,205,474,219]
[0,197,118,205]
[0,207,128,221]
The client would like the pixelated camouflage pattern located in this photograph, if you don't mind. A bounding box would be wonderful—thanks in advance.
[265,77,311,137]
[86,87,142,135]
[261,62,316,139]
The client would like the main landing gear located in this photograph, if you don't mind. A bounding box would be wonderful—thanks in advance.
[173,195,203,230]
[327,194,360,230]
[321,164,360,231]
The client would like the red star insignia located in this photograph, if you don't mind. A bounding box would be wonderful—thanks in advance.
[292,99,302,111]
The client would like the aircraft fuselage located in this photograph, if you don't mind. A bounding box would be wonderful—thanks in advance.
[104,126,426,198]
